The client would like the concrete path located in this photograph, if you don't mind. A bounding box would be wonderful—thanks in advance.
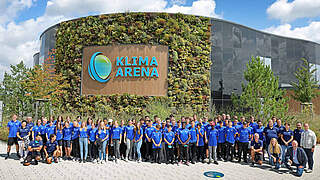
[0,141,319,180]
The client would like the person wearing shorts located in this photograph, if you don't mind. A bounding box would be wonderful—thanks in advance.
[251,133,263,166]
[44,134,59,163]
[63,122,72,160]
[6,114,21,160]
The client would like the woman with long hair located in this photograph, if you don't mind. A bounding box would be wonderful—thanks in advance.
[79,122,89,163]
[88,122,98,163]
[111,121,122,163]
[55,121,64,161]
[96,121,109,164]
[17,120,31,161]
[124,119,134,161]
[268,138,282,170]
[71,121,80,161]
[133,122,143,162]
[62,121,72,160]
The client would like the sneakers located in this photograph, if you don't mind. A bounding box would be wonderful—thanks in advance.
[100,160,104,164]
[5,155,9,160]
[17,153,21,159]
[34,160,38,165]
[251,162,254,167]
[214,161,219,165]
[306,169,313,173]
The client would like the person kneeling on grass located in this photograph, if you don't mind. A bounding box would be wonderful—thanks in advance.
[23,134,43,166]
[44,134,60,164]
[250,133,263,166]
[284,140,308,177]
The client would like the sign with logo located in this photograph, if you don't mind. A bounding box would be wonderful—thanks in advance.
[203,171,224,178]
[81,45,168,96]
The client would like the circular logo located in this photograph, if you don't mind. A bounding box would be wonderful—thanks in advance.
[88,52,112,83]
[203,171,224,178]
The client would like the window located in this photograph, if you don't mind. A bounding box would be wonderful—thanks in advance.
[258,56,271,69]
[310,63,320,85]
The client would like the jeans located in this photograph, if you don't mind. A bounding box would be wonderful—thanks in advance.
[134,140,142,160]
[99,140,107,160]
[285,163,304,177]
[238,142,249,162]
[18,140,26,158]
[269,156,280,169]
[113,139,120,159]
[126,138,133,160]
[79,137,88,161]
[303,148,314,170]
[208,146,217,162]
[281,145,289,164]
[189,142,196,162]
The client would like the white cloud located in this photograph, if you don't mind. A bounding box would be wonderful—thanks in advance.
[0,0,220,81]
[267,0,320,23]
[263,21,320,43]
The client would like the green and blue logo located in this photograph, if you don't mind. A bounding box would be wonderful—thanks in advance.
[88,52,112,83]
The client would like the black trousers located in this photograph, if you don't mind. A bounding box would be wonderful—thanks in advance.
[217,142,226,159]
[72,138,80,158]
[146,141,153,161]
[234,141,239,158]
[226,142,235,160]
[120,139,126,159]
[40,134,47,159]
[153,148,161,163]
[88,141,98,160]
[238,142,249,162]
[166,144,174,162]
[189,142,197,162]
[141,140,147,159]
[197,146,205,161]
[179,144,189,162]
[303,148,314,170]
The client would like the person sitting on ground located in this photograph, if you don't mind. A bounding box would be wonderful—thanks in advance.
[284,140,308,177]
[44,134,60,164]
[23,134,43,166]
[268,138,282,170]
[250,133,263,166]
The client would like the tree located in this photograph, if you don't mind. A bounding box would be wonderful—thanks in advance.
[290,58,320,103]
[0,61,32,117]
[239,56,288,122]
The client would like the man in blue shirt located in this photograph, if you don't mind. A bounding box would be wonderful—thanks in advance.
[249,116,258,131]
[254,120,265,160]
[188,121,197,164]
[152,125,162,164]
[23,134,43,166]
[164,125,175,164]
[206,123,218,164]
[145,120,155,162]
[178,122,191,166]
[44,134,59,164]
[251,133,263,166]
[26,116,34,141]
[263,120,279,151]
[6,114,21,160]
[216,121,226,161]
[238,122,251,163]
[225,121,237,161]
[293,122,304,147]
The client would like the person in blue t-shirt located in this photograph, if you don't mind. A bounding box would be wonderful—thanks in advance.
[275,119,285,140]
[251,133,263,166]
[62,121,73,160]
[124,120,135,161]
[111,120,122,163]
[26,116,34,141]
[293,122,304,147]
[249,116,258,131]
[238,122,251,163]
[133,122,143,163]
[45,121,56,142]
[17,120,30,160]
[216,121,226,161]
[206,122,218,164]
[254,120,266,160]
[280,122,293,164]
[55,121,63,161]
[88,123,98,162]
[188,121,197,164]
[164,125,175,164]
[6,114,21,160]
[263,120,279,151]
[96,121,109,164]
[225,121,237,161]
[44,134,59,164]
[71,121,80,160]
[23,134,43,166]
[39,118,48,160]
[151,125,162,164]
[32,119,42,141]
[79,122,89,163]
[145,120,156,162]
[232,118,242,159]
[196,123,205,163]
[178,122,191,166]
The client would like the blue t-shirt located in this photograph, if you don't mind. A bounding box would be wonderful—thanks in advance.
[275,125,285,135]
[186,124,191,129]
[135,128,143,142]
[88,127,97,142]
[79,128,88,138]
[112,127,122,140]
[26,122,34,131]
[7,120,21,138]
[238,127,251,143]
[39,124,47,135]
[250,122,258,131]
[164,131,175,144]
[125,125,135,140]
[72,127,80,140]
[233,124,242,141]
[216,126,226,143]
[32,125,41,140]
[254,126,265,141]
[293,129,304,145]
[281,129,293,145]
[17,127,29,139]
[178,128,190,144]
[97,129,109,140]
[263,127,279,144]
[151,130,162,148]
[225,126,237,144]
[45,140,58,153]
[28,140,43,155]
[208,129,218,146]
[197,128,205,146]
[63,127,72,140]
[145,126,156,139]
[56,129,63,141]
[46,125,56,139]
[251,140,263,149]
[189,127,197,143]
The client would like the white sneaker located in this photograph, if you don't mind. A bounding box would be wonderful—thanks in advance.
[125,158,128,162]
[100,160,104,164]
[20,158,24,161]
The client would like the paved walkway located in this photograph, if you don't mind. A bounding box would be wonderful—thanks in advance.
[0,141,319,180]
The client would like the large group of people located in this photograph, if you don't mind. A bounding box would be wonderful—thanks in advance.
[5,113,317,177]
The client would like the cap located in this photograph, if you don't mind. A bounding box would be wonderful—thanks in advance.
[108,119,113,123]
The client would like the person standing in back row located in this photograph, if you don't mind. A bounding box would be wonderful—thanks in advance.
[300,123,316,173]
[6,114,21,160]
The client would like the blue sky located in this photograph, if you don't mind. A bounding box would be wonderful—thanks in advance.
[0,0,320,81]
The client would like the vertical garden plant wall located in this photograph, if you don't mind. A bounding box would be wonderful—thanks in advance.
[55,12,211,115]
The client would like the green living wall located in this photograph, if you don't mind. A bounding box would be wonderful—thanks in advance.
[55,12,211,116]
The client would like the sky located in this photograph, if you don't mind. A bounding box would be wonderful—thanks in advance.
[1,0,320,81]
